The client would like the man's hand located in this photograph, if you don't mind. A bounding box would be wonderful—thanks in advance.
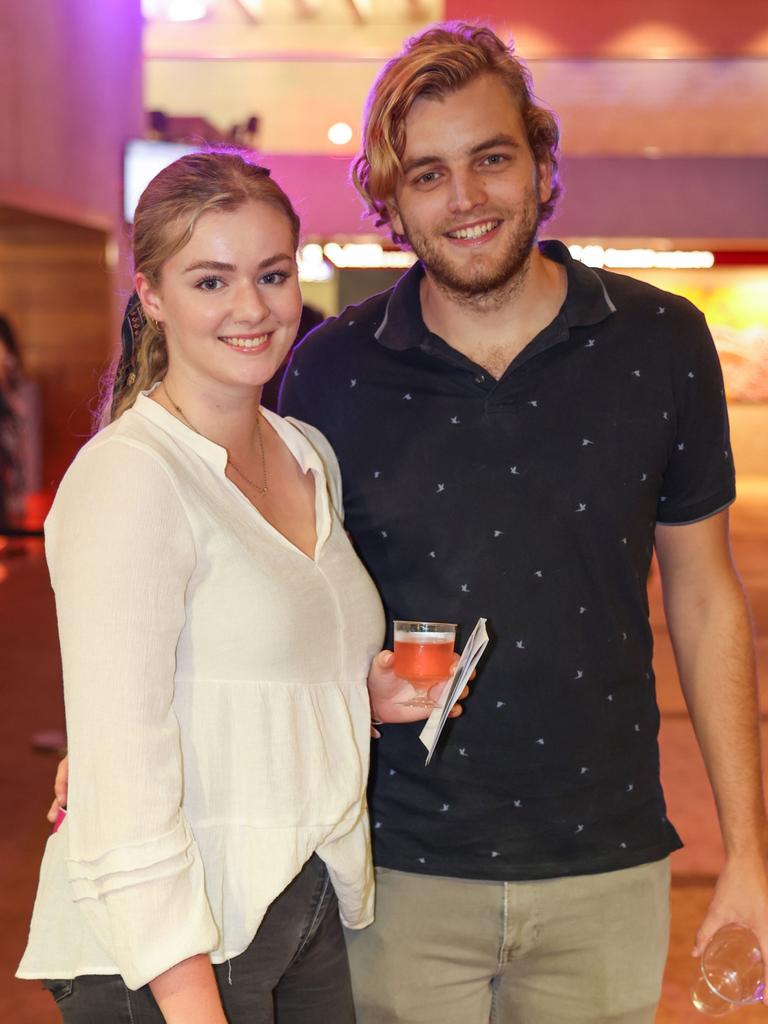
[693,849,768,1004]
[46,755,68,823]
[367,650,469,730]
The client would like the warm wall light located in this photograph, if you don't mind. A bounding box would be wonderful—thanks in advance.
[142,0,210,21]
[324,243,417,270]
[298,243,334,283]
[570,245,715,270]
[327,122,354,146]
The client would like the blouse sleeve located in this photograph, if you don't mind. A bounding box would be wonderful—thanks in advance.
[45,438,218,990]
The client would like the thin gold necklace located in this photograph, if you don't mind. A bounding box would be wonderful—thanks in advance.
[161,381,268,495]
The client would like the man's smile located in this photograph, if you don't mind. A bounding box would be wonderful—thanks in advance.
[445,219,502,244]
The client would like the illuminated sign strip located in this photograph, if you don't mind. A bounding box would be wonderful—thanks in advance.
[569,245,714,269]
[323,243,417,269]
[298,242,759,278]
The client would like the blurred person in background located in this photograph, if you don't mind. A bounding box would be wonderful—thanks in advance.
[279,21,768,1024]
[0,315,25,531]
[19,149,457,1024]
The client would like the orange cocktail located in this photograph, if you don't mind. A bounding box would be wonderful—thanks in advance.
[393,621,457,707]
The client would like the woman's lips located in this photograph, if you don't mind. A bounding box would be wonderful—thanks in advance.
[218,333,271,353]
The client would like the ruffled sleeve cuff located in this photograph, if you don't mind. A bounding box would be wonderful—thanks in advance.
[66,816,219,990]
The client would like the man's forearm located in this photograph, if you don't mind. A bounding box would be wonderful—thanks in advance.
[664,571,766,854]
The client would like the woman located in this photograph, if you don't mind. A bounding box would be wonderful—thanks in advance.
[18,151,454,1023]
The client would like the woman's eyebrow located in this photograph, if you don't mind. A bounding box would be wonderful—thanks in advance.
[183,254,293,274]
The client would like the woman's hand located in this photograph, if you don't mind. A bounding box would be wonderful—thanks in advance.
[367,650,470,730]
[46,754,69,822]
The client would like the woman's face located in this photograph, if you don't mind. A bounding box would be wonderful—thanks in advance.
[137,200,302,394]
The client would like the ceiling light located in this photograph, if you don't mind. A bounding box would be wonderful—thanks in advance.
[327,122,353,146]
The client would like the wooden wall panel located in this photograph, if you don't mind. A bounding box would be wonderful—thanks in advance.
[0,211,112,495]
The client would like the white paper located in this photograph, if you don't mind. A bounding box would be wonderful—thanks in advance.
[419,617,489,765]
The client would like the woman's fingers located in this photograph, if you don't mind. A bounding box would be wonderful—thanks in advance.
[45,755,69,821]
[448,685,471,717]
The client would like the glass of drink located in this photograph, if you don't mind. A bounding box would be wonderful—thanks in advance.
[393,621,457,709]
[691,924,765,1016]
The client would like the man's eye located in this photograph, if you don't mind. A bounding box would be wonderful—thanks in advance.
[483,154,506,166]
[416,171,439,186]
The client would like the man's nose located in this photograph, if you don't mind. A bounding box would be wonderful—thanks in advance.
[448,171,487,213]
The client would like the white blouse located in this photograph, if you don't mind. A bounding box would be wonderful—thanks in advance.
[17,394,385,990]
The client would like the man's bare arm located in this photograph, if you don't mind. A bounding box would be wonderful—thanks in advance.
[656,509,768,996]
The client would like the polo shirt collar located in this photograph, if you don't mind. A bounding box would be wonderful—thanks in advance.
[541,239,617,328]
[373,238,616,352]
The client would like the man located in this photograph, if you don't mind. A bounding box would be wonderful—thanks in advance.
[280,22,767,1024]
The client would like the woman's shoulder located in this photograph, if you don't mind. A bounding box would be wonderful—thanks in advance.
[70,404,182,472]
[52,407,187,515]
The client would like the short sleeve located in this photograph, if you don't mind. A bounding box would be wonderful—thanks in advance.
[45,438,218,989]
[656,310,736,525]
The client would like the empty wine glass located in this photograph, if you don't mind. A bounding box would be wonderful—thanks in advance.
[691,924,765,1016]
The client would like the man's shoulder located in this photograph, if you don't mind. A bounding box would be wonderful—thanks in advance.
[597,266,705,324]
[296,286,394,362]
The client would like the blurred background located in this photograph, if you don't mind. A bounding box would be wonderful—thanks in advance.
[1,1,767,1020]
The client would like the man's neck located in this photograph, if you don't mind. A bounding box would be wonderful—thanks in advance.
[419,247,567,380]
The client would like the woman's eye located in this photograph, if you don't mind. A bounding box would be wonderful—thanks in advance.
[261,270,289,286]
[196,276,224,291]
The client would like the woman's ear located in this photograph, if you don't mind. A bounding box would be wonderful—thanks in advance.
[134,272,163,323]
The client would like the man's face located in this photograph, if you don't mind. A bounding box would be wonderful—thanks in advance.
[389,73,552,299]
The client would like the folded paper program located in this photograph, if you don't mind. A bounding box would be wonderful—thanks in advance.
[419,618,489,765]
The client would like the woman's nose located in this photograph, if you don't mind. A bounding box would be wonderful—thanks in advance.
[232,283,270,323]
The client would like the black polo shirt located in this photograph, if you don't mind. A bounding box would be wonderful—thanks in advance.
[279,239,735,880]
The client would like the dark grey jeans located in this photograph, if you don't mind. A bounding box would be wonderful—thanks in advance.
[42,854,355,1024]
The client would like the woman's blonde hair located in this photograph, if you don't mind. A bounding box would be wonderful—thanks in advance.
[352,22,561,243]
[103,149,300,425]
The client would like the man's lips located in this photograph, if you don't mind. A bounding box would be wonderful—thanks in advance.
[444,219,502,244]
[218,332,272,352]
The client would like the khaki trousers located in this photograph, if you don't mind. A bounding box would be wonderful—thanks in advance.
[345,859,670,1024]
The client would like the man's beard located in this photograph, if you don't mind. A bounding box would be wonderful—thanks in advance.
[398,188,541,308]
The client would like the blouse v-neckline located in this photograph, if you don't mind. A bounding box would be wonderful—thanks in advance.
[133,393,331,564]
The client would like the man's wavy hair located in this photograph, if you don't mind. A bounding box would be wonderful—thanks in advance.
[352,22,561,244]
